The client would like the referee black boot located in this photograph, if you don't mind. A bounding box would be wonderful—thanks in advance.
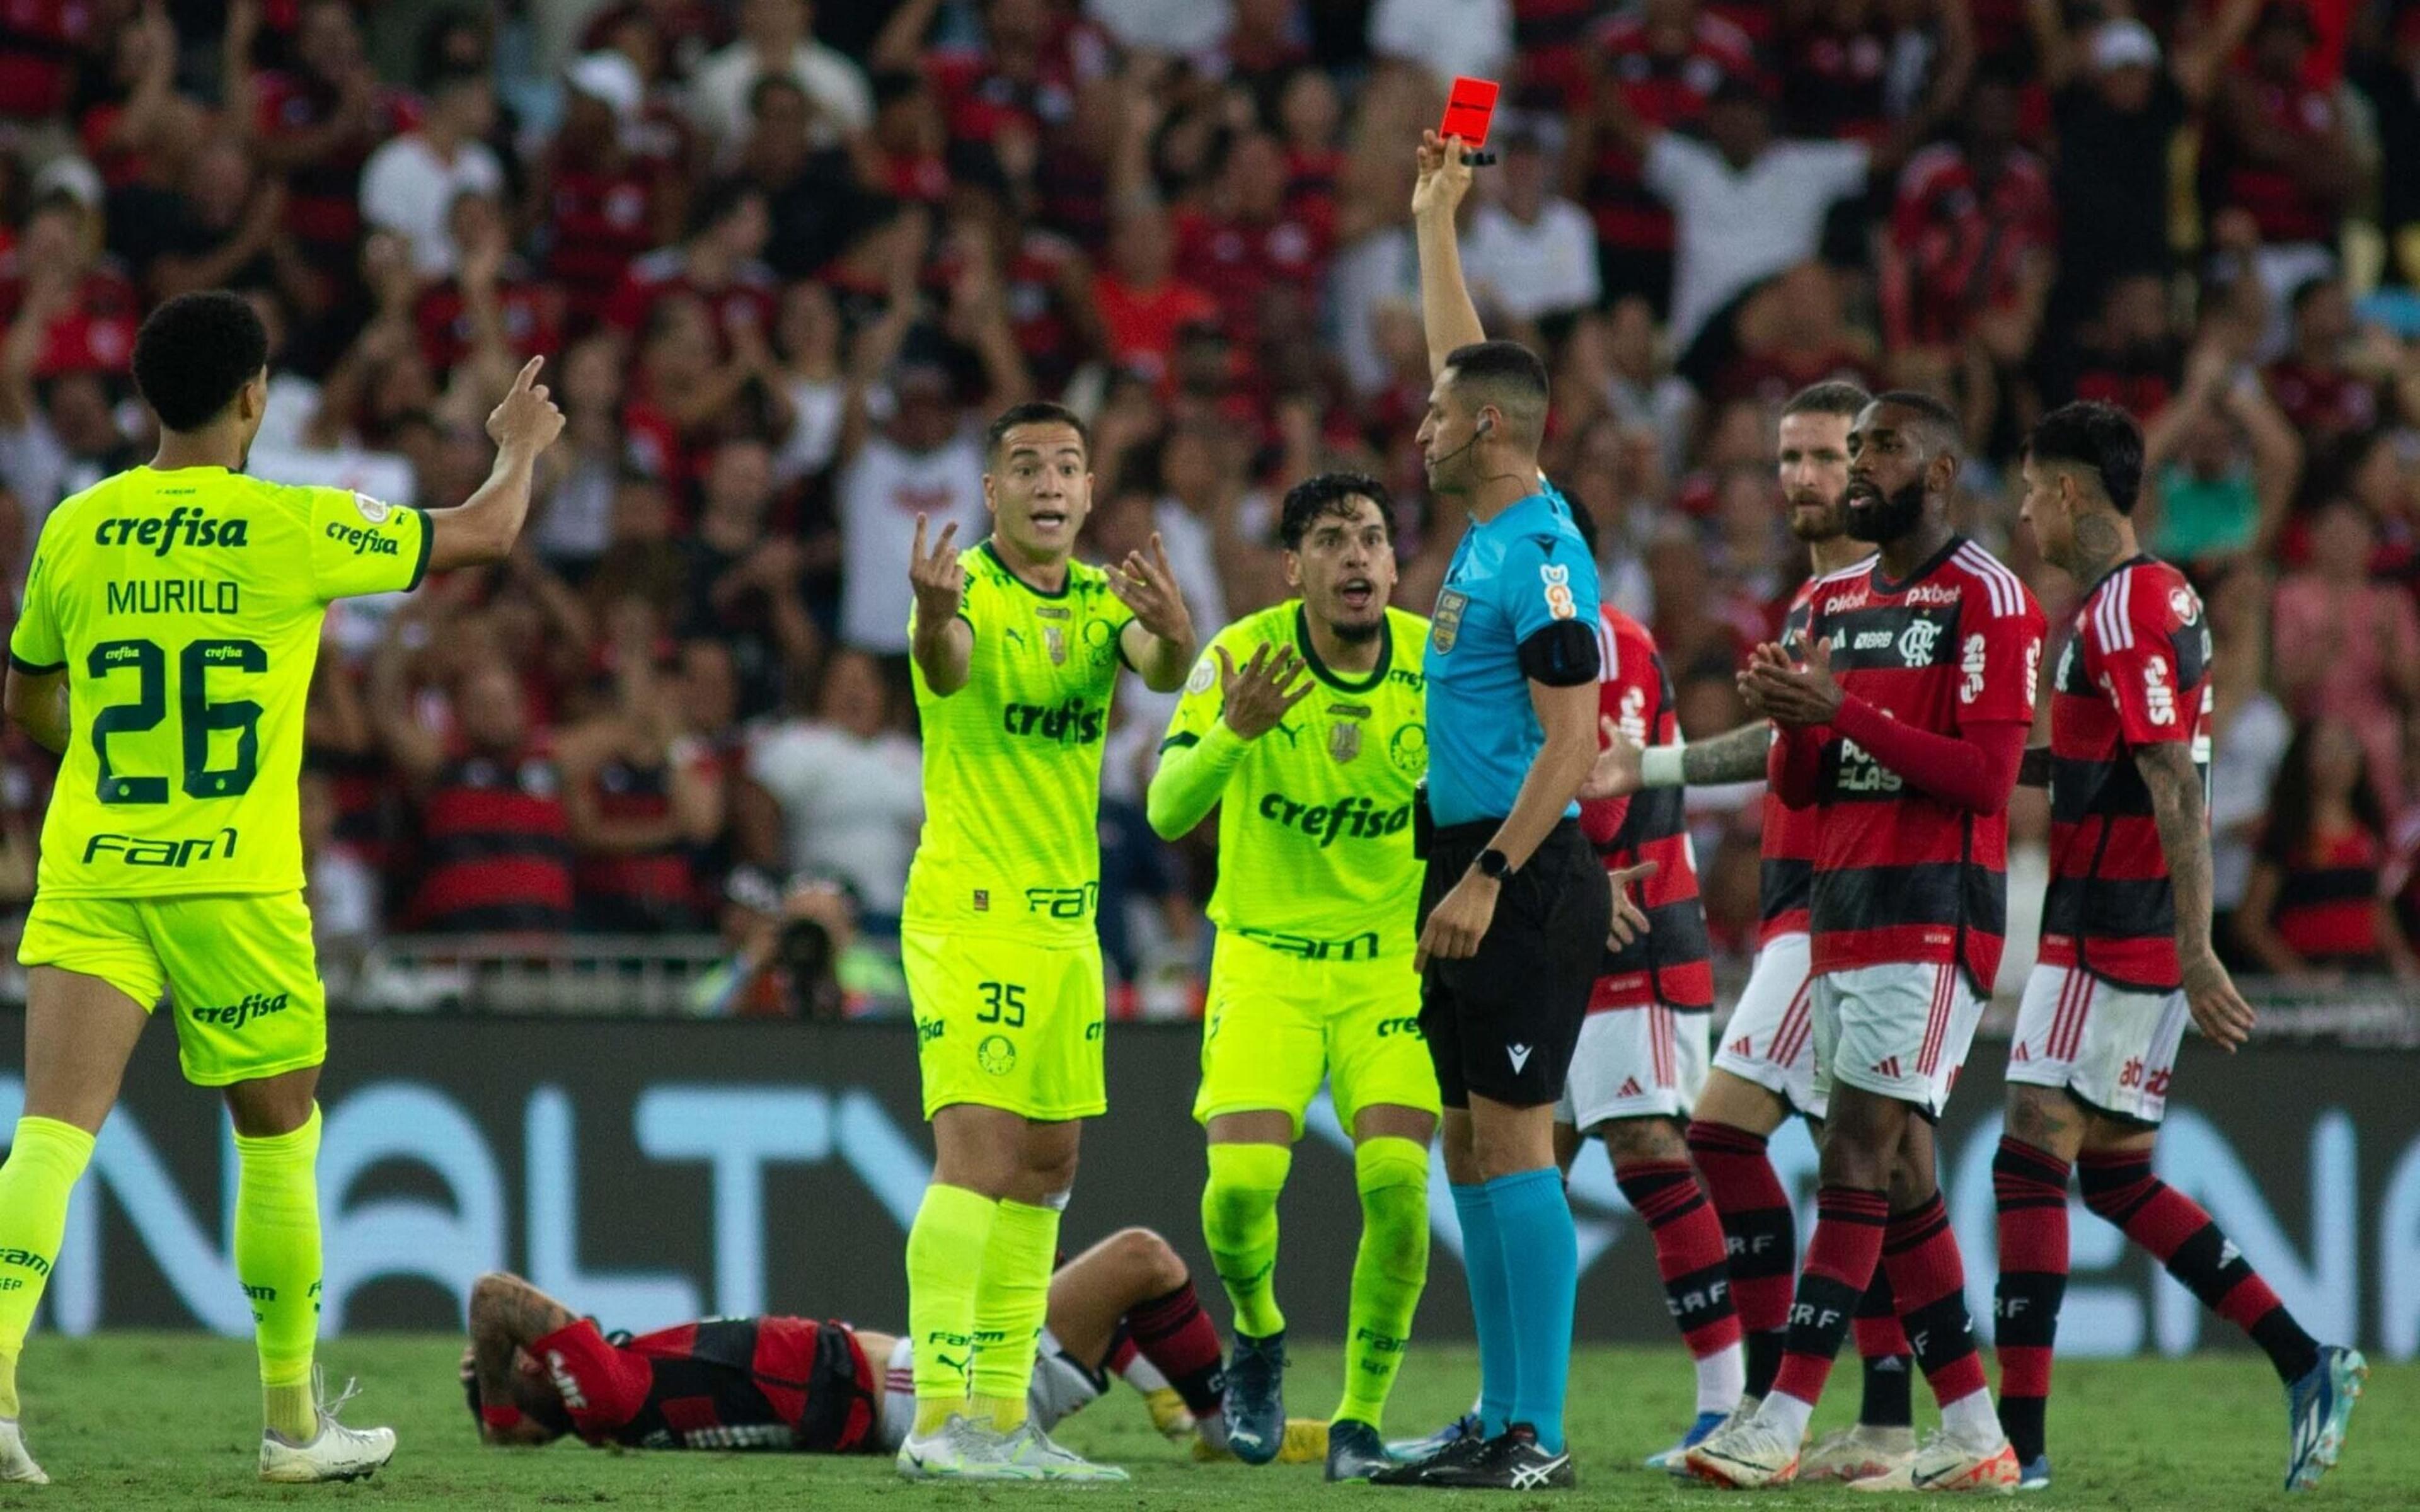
[1417,1423,1575,1491]
[1223,1331,1288,1465]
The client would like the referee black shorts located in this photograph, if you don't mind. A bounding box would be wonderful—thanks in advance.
[1417,818,1610,1110]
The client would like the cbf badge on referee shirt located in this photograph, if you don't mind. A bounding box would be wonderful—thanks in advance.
[1432,588,1468,653]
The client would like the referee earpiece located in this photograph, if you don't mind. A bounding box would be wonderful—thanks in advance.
[1475,416,1494,437]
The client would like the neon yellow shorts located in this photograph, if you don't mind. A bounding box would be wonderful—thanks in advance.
[1194,932,1441,1138]
[18,890,326,1087]
[904,929,1107,1122]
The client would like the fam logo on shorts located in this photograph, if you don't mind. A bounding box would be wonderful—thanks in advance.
[978,1034,1017,1075]
[186,992,290,1031]
[1431,590,1468,653]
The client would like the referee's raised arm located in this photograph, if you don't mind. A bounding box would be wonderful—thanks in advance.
[1377,130,1614,1492]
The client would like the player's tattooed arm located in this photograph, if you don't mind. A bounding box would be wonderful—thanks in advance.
[468,1272,576,1441]
[2017,745,2051,789]
[0,665,68,754]
[2135,740,2256,1051]
[1680,722,1777,786]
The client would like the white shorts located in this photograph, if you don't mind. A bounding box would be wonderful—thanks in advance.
[1555,1003,1710,1131]
[1810,961,1986,1120]
[877,1327,1105,1452]
[1711,932,1823,1118]
[2007,963,2189,1126]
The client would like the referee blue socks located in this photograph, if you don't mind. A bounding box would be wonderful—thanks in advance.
[1448,1181,1517,1433]
[0,1116,95,1418]
[1488,1167,1578,1455]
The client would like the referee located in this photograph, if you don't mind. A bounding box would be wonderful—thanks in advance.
[1371,131,1616,1492]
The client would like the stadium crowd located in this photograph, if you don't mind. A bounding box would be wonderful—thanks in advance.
[0,0,2417,1015]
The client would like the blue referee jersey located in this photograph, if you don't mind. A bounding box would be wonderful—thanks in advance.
[1423,488,1603,828]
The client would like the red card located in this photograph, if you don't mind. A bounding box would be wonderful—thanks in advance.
[1439,76,1499,150]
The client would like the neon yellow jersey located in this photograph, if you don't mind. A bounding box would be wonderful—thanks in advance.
[8,466,430,898]
[902,541,1134,942]
[1161,602,1427,961]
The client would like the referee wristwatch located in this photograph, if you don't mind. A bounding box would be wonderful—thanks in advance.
[1473,847,1514,881]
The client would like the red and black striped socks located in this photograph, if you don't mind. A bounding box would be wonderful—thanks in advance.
[2078,1149,2320,1385]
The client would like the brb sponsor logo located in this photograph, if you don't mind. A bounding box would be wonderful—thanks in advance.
[324,521,400,558]
[1001,699,1105,745]
[187,993,291,1031]
[83,827,239,868]
[1255,792,1412,845]
[94,508,251,555]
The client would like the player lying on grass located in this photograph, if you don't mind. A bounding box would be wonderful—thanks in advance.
[460,1227,1324,1465]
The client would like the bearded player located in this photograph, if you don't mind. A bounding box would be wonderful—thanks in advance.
[1998,399,2365,1493]
[462,1228,1325,1465]
[898,401,1196,1482]
[1146,473,1438,1481]
[1583,382,1922,1482]
[1688,392,2039,1491]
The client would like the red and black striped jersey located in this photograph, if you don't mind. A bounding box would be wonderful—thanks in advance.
[408,743,574,933]
[533,1315,879,1453]
[1582,606,1714,1011]
[2273,826,2386,970]
[1758,573,1829,944]
[2041,556,2211,992]
[1581,12,1757,252]
[1802,537,2046,992]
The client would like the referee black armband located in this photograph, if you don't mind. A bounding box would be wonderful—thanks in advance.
[1516,621,1601,687]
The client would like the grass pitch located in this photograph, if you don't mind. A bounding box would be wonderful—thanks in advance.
[6,1334,2411,1508]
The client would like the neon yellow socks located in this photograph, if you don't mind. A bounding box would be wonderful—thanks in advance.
[906,1182,998,1434]
[1202,1142,1291,1338]
[234,1104,323,1441]
[1338,1136,1430,1427]
[971,1198,1062,1429]
[0,1116,96,1418]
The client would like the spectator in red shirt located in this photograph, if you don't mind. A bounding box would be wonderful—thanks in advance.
[113,135,292,306]
[2205,1,2357,326]
[2264,275,2383,479]
[534,52,683,335]
[413,190,565,381]
[1780,0,1973,147]
[74,3,208,193]
[602,179,778,360]
[0,192,142,379]
[879,0,1112,152]
[1093,207,1214,391]
[1170,128,1331,352]
[1572,0,1759,316]
[2238,716,2420,983]
[0,0,98,127]
[865,68,953,206]
[248,0,424,278]
[1882,71,2056,354]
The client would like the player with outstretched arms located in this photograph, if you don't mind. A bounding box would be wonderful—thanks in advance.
[1582,382,1923,1483]
[896,401,1196,1482]
[1144,472,1438,1480]
[1995,399,2364,1493]
[1686,392,2039,1492]
[0,290,563,1485]
[463,1228,1328,1464]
